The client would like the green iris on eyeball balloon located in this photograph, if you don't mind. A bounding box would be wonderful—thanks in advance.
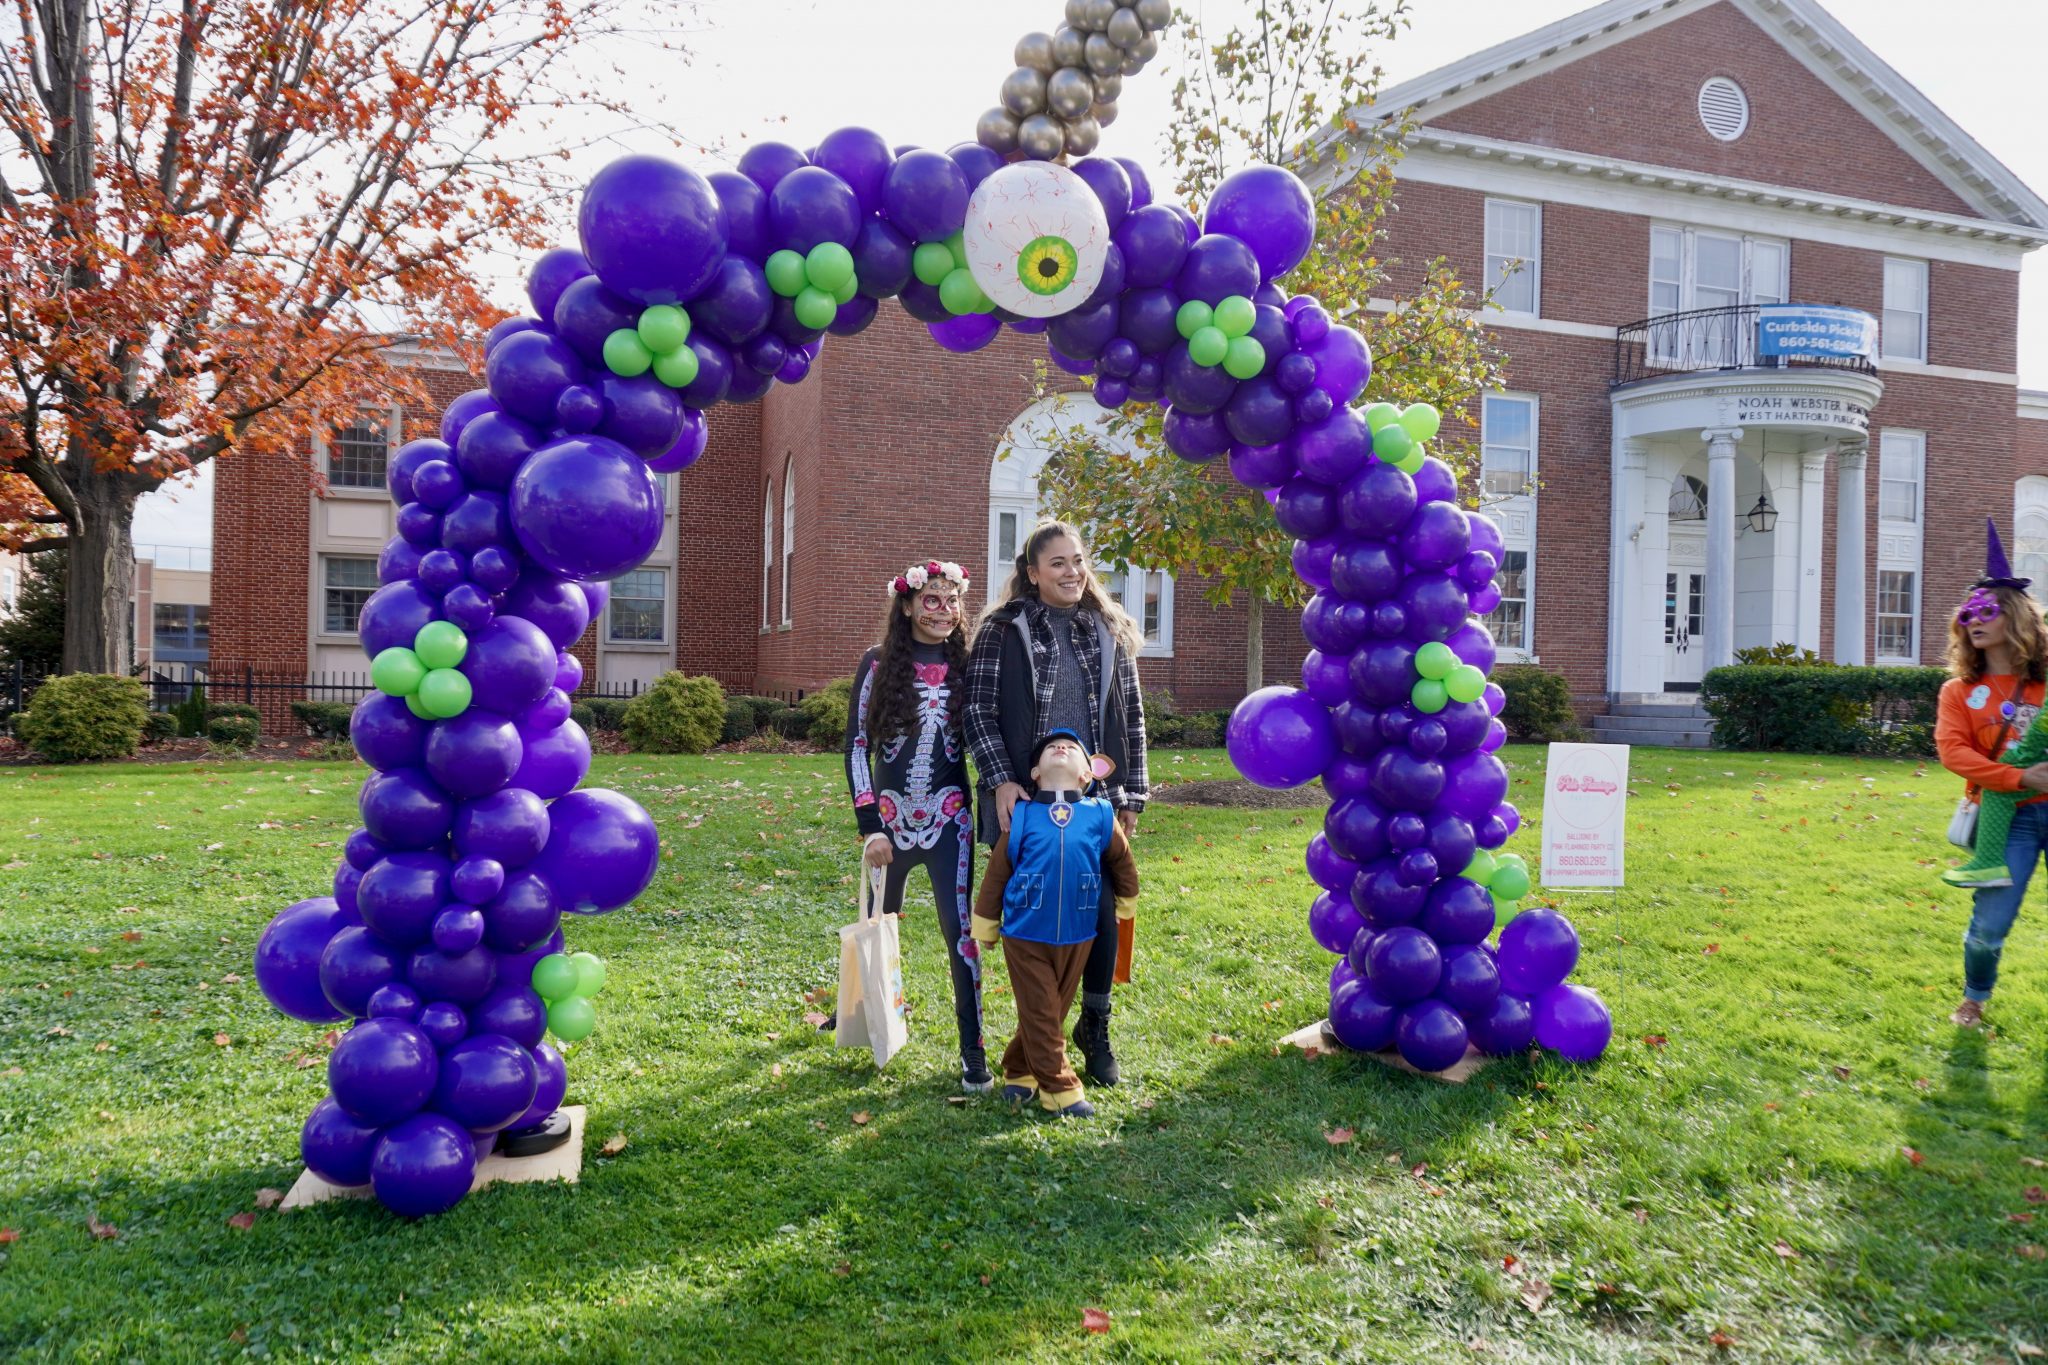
[1372,424,1415,463]
[547,995,596,1043]
[635,304,691,354]
[765,249,808,298]
[1411,678,1449,714]
[652,346,701,389]
[413,620,467,671]
[1445,664,1487,704]
[912,241,956,288]
[1400,402,1442,442]
[602,329,653,378]
[1363,401,1402,433]
[417,668,472,719]
[1188,325,1229,368]
[804,242,856,295]
[1212,295,1256,338]
[531,953,579,1002]
[1414,641,1456,680]
[1222,336,1267,380]
[1175,299,1213,340]
[570,951,607,996]
[371,647,427,697]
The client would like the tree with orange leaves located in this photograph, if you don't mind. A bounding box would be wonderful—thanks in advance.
[0,0,690,672]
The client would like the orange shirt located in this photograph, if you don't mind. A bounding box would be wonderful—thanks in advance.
[1935,673,2047,804]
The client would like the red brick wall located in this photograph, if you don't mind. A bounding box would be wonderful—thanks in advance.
[1428,1,1977,218]
[2018,413,2048,479]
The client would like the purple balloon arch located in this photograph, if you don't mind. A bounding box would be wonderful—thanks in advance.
[255,23,1609,1217]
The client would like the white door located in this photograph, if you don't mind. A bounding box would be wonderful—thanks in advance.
[1664,568,1706,689]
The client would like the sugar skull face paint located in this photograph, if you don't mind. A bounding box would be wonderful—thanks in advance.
[1958,589,2003,626]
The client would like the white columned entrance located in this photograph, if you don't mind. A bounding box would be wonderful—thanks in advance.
[1833,442,1869,665]
[1606,437,1650,697]
[1701,427,1742,672]
[1796,441,1828,654]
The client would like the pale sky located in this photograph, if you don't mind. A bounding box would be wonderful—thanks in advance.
[134,0,2048,555]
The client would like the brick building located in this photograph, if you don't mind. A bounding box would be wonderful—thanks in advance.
[215,0,2047,730]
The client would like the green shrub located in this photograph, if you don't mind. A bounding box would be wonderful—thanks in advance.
[569,702,595,732]
[309,738,359,763]
[735,695,784,728]
[1142,687,1180,745]
[142,711,179,744]
[585,696,631,732]
[796,677,855,747]
[1702,665,1943,755]
[292,699,354,739]
[206,714,260,750]
[721,698,761,744]
[1174,710,1226,748]
[1495,665,1580,742]
[622,672,725,754]
[18,674,149,763]
[1734,642,1832,667]
[206,701,260,725]
[171,684,208,737]
[769,705,811,740]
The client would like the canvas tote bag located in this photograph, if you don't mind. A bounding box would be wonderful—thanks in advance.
[835,862,908,1067]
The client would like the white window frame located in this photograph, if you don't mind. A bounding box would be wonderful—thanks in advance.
[2015,476,2048,588]
[313,404,400,497]
[605,568,670,647]
[761,479,774,631]
[780,458,795,628]
[1100,564,1176,657]
[319,554,380,638]
[1882,257,1928,363]
[1483,198,1541,318]
[1875,428,1925,666]
[1479,392,1538,659]
[1647,225,1789,367]
[1876,570,1918,664]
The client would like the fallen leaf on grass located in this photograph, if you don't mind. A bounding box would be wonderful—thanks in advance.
[295,1055,318,1069]
[1710,1331,1737,1349]
[1702,943,1719,956]
[2014,1343,2042,1359]
[802,1012,830,1029]
[1324,1127,1354,1145]
[321,1031,340,1049]
[769,1063,783,1081]
[831,1262,851,1277]
[600,1133,629,1156]
[254,1189,283,1211]
[212,1033,231,1048]
[118,931,141,943]
[0,1228,17,1243]
[1082,1307,1113,1333]
[2022,1156,2047,1169]
[1517,1279,1552,1312]
[1832,1065,1853,1080]
[1772,1240,1799,1259]
[1912,1077,1930,1091]
[1632,1208,1650,1224]
[1502,1254,1519,1272]
[1902,1147,1925,1167]
[2020,1244,2046,1261]
[93,1042,111,1053]
[2008,1213,2036,1224]
[1642,1034,1667,1048]
[226,1212,256,1231]
[851,1111,871,1127]
[1207,1033,1235,1046]
[88,1218,118,1240]
[1,1067,20,1078]
[2026,1186,2047,1204]
[220,973,241,984]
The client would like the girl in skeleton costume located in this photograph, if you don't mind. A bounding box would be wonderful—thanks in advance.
[841,559,990,1092]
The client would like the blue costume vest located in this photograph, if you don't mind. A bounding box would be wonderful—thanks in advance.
[1000,791,1115,946]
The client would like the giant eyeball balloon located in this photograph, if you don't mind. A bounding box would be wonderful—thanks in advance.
[962,161,1111,318]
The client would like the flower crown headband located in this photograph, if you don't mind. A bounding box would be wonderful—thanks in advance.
[889,560,969,597]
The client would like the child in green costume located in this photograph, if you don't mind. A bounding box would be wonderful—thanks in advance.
[1942,652,2048,888]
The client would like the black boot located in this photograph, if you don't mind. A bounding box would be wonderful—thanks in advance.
[1073,1003,1120,1087]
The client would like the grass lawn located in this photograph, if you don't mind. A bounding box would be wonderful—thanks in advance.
[1,745,2046,1361]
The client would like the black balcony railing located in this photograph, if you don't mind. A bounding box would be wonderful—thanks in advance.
[1613,303,1879,387]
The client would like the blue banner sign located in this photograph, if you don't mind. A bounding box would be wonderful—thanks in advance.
[1756,304,1878,361]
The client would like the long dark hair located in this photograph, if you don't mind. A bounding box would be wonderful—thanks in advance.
[866,590,970,743]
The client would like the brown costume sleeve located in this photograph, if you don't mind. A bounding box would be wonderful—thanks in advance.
[971,838,1014,943]
[1103,822,1139,902]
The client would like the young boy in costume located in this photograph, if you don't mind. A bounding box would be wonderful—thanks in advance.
[971,729,1138,1118]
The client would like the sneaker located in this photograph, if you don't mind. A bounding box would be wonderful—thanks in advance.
[1000,1083,1038,1109]
[1073,1006,1120,1087]
[1055,1099,1097,1119]
[961,1053,994,1095]
[1942,865,2014,888]
[1951,999,1984,1028]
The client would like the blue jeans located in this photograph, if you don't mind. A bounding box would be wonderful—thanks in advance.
[1964,800,2048,1001]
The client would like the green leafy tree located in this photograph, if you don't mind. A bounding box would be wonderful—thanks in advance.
[0,553,66,674]
[1031,0,1508,694]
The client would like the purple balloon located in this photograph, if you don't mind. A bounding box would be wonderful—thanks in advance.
[1400,573,1470,644]
[408,944,499,1006]
[1204,165,1316,280]
[813,126,894,217]
[513,1041,569,1130]
[1340,460,1418,539]
[1273,478,1339,539]
[1348,639,1417,709]
[1305,324,1372,404]
[510,435,664,582]
[319,924,403,1017]
[454,788,551,870]
[1300,648,1350,708]
[423,711,523,802]
[1175,233,1262,305]
[356,849,452,948]
[1292,536,1339,593]
[1224,378,1295,448]
[503,571,591,651]
[253,896,353,1023]
[358,768,454,851]
[1296,388,1335,427]
[387,438,452,505]
[550,276,640,366]
[592,373,685,460]
[485,329,584,425]
[533,788,660,914]
[378,535,423,586]
[829,294,878,339]
[675,334,734,408]
[1468,991,1535,1056]
[1309,889,1368,955]
[457,615,556,719]
[1305,833,1364,894]
[645,409,709,474]
[442,584,493,633]
[1412,456,1459,507]
[439,390,499,452]
[417,1002,468,1050]
[1070,155,1133,232]
[1293,407,1370,486]
[472,985,549,1051]
[396,505,441,553]
[1402,502,1472,573]
[947,141,1004,192]
[1047,300,1119,362]
[741,333,788,376]
[1346,924,1378,976]
[1368,748,1445,814]
[1118,286,1182,354]
[330,1018,438,1126]
[1113,157,1153,210]
[1331,956,1360,995]
[345,828,388,873]
[1331,701,1382,757]
[1226,687,1335,790]
[1456,550,1500,594]
[1498,908,1580,999]
[1228,440,1296,490]
[775,350,812,384]
[1441,752,1510,823]
[929,314,1000,353]
[1163,344,1238,415]
[439,491,510,560]
[1328,978,1398,1052]
[1422,877,1496,946]
[1115,205,1190,289]
[1332,542,1403,606]
[897,279,950,324]
[1162,407,1232,462]
[1533,984,1612,1063]
[1498,802,1522,838]
[527,248,593,323]
[1301,592,1370,654]
[850,218,914,300]
[370,1113,476,1218]
[452,856,505,907]
[686,256,772,348]
[432,1032,538,1132]
[1468,511,1505,562]
[1355,861,1428,928]
[578,155,727,306]
[512,718,591,800]
[1435,943,1501,1015]
[1046,343,1095,376]
[1323,754,1374,801]
[882,150,968,241]
[357,581,437,660]
[1396,999,1469,1072]
[1426,814,1476,873]
[702,169,767,261]
[738,140,808,194]
[768,165,861,252]
[301,1095,383,1188]
[486,314,543,352]
[446,414,534,499]
[333,862,364,919]
[411,460,465,513]
[1324,796,1389,865]
[349,693,427,773]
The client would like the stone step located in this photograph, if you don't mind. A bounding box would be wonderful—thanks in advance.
[1585,723,1714,749]
[1592,713,1711,736]
[1606,701,1710,719]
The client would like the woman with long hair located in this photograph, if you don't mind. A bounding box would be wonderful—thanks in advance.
[841,559,989,1091]
[1934,522,2048,1027]
[965,519,1149,1086]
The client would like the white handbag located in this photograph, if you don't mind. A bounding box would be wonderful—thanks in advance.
[1948,711,2015,849]
[835,862,908,1068]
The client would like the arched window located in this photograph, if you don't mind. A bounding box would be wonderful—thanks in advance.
[1668,474,1708,523]
[780,458,795,626]
[2016,476,2048,587]
[761,478,774,629]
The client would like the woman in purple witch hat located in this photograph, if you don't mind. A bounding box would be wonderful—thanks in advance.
[1934,519,2048,1026]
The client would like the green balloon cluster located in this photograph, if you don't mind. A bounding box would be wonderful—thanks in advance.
[909,232,992,317]
[1177,295,1266,379]
[371,621,471,719]
[766,242,862,330]
[532,950,607,1043]
[1364,401,1443,475]
[1408,639,1487,714]
[604,304,700,389]
[1463,850,1532,926]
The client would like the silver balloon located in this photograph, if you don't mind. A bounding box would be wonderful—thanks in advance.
[1017,114,1067,162]
[1015,31,1056,74]
[1092,98,1119,128]
[1120,49,1146,76]
[1081,0,1119,30]
[1135,0,1171,30]
[1092,71,1123,102]
[1107,6,1143,49]
[978,107,1022,154]
[1046,67,1096,119]
[1085,31,1123,75]
[1135,31,1160,61]
[1051,25,1087,68]
[1064,0,1090,28]
[1065,115,1102,158]
[1000,66,1048,118]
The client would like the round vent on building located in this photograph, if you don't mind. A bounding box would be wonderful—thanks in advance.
[1697,77,1750,141]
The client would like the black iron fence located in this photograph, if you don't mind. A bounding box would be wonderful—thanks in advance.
[1613,303,1879,387]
